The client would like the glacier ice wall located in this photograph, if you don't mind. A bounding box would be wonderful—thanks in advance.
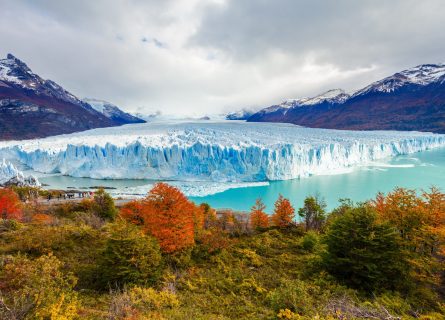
[0,121,444,182]
[0,158,40,186]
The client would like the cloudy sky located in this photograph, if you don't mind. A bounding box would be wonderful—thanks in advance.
[1,0,444,116]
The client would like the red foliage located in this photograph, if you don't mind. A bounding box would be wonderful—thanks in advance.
[0,188,22,221]
[122,183,196,253]
[271,194,295,228]
[120,200,145,226]
[250,198,269,229]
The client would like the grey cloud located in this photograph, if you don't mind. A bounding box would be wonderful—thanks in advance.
[192,0,445,71]
[0,0,444,116]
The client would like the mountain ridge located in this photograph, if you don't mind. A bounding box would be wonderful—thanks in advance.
[0,54,144,140]
[245,63,445,133]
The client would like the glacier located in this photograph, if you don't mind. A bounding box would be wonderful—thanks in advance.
[0,121,444,183]
[0,159,40,187]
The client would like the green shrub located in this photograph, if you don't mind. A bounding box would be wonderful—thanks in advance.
[322,205,410,292]
[0,218,23,233]
[267,279,318,316]
[301,231,319,252]
[93,188,117,221]
[98,220,163,289]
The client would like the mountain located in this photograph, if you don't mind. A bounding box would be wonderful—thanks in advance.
[246,64,445,133]
[82,98,144,125]
[0,54,144,140]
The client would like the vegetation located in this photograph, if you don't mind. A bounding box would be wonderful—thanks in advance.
[0,184,444,319]
[250,198,269,230]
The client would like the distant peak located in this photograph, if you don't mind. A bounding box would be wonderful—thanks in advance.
[353,62,445,96]
[6,53,17,60]
[1,53,31,72]
[5,54,26,65]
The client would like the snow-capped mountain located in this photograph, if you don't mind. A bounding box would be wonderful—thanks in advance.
[282,89,350,108]
[247,64,445,133]
[0,54,143,140]
[0,54,91,108]
[353,63,445,97]
[82,98,144,125]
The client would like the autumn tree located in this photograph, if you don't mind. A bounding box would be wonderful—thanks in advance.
[421,187,445,256]
[250,198,269,230]
[193,203,206,238]
[120,199,144,225]
[372,188,423,243]
[271,195,295,228]
[123,183,196,253]
[298,196,326,231]
[0,188,22,221]
[371,187,445,289]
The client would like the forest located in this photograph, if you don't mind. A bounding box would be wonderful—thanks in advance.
[0,183,444,319]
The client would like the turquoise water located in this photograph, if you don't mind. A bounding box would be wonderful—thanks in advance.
[190,147,445,212]
[38,147,445,213]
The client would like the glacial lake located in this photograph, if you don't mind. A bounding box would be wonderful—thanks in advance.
[38,147,445,213]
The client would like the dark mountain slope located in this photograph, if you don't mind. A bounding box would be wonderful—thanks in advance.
[0,54,144,140]
[247,64,445,133]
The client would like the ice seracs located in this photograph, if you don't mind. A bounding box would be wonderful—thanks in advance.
[0,159,40,187]
[0,122,444,183]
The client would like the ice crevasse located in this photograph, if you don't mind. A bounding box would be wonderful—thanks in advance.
[0,121,444,182]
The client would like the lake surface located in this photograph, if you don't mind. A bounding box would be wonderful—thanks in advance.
[38,147,445,213]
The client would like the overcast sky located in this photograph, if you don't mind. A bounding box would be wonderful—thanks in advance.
[1,0,444,116]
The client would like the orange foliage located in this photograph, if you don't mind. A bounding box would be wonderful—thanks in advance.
[372,188,423,240]
[32,213,53,225]
[193,204,205,237]
[250,198,269,229]
[199,227,231,253]
[120,200,145,226]
[122,183,196,253]
[372,187,445,255]
[271,195,295,228]
[0,188,22,221]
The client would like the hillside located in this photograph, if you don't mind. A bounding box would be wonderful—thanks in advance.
[0,184,443,319]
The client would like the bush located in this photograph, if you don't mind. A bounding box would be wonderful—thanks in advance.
[301,231,319,252]
[93,188,117,221]
[98,220,163,289]
[0,188,22,221]
[0,253,79,319]
[267,279,318,316]
[322,205,410,292]
[0,218,23,233]
[108,286,179,319]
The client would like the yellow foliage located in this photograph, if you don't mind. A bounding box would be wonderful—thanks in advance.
[277,308,301,319]
[128,287,180,311]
